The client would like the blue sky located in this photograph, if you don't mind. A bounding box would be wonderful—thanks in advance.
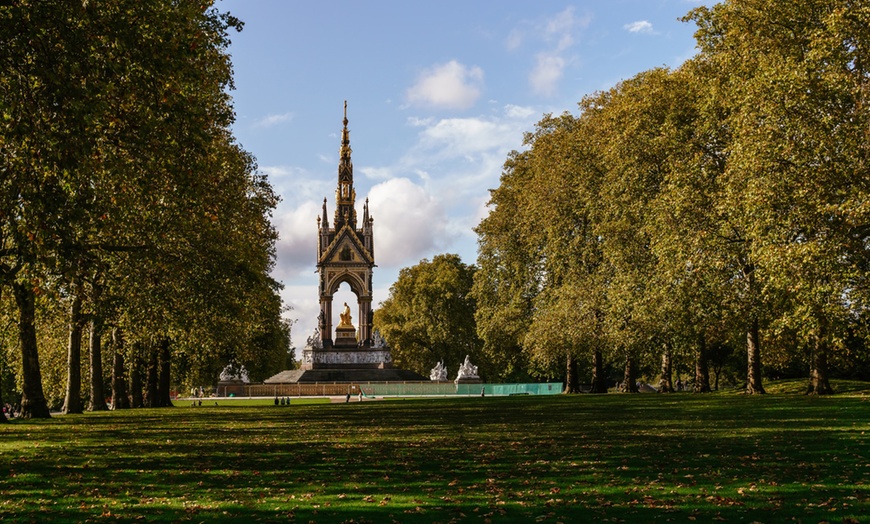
[216,0,707,345]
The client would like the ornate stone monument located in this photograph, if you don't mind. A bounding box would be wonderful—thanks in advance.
[267,103,425,383]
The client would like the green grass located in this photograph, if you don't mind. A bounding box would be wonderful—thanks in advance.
[2,387,869,523]
[173,397,332,407]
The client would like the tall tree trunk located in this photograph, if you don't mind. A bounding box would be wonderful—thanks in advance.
[808,324,834,395]
[12,282,51,418]
[130,343,144,408]
[144,343,159,408]
[157,339,173,407]
[619,353,638,393]
[746,316,765,394]
[0,381,5,422]
[659,344,673,393]
[589,349,607,393]
[694,333,711,393]
[111,328,130,409]
[88,316,108,411]
[0,287,6,423]
[563,352,580,393]
[63,293,84,414]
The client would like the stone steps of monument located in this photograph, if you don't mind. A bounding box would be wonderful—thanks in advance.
[264,368,427,383]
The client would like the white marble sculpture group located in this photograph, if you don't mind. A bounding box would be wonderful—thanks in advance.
[429,355,479,383]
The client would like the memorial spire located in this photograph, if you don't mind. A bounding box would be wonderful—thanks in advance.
[335,100,356,229]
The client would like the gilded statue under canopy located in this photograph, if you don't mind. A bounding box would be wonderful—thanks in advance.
[338,302,353,327]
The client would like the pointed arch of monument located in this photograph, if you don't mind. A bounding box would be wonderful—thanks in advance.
[326,271,367,297]
[318,271,373,347]
[320,270,373,347]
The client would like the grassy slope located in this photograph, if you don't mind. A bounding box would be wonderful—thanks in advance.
[1,383,869,523]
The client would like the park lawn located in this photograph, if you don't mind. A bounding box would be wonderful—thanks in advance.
[1,391,868,523]
[172,397,332,407]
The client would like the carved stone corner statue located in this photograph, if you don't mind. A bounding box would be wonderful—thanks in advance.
[306,327,323,350]
[371,328,387,349]
[430,360,448,382]
[219,364,249,383]
[454,355,480,383]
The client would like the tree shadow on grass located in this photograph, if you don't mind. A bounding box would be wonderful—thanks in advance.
[1,395,868,523]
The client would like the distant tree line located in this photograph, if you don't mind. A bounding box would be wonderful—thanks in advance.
[1,1,290,420]
[378,0,870,394]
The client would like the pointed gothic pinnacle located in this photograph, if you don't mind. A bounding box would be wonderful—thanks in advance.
[340,101,351,161]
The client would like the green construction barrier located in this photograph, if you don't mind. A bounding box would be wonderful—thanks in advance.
[360,382,562,397]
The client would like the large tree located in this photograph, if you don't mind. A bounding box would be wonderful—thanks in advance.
[1,0,284,415]
[475,113,613,392]
[475,0,870,392]
[687,0,870,394]
[375,254,480,380]
[473,151,543,383]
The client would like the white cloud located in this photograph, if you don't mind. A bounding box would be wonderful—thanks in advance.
[530,53,566,96]
[279,284,320,345]
[406,60,484,110]
[415,117,518,162]
[414,105,533,153]
[504,104,537,119]
[407,116,435,127]
[471,193,492,228]
[511,7,591,98]
[367,105,540,262]
[262,164,334,282]
[396,104,539,193]
[545,7,579,51]
[505,28,524,51]
[253,112,294,128]
[271,200,320,282]
[359,166,394,180]
[260,165,332,202]
[624,20,655,34]
[366,178,449,267]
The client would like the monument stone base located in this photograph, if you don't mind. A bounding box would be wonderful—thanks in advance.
[333,326,357,347]
[271,324,427,383]
[298,346,393,370]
